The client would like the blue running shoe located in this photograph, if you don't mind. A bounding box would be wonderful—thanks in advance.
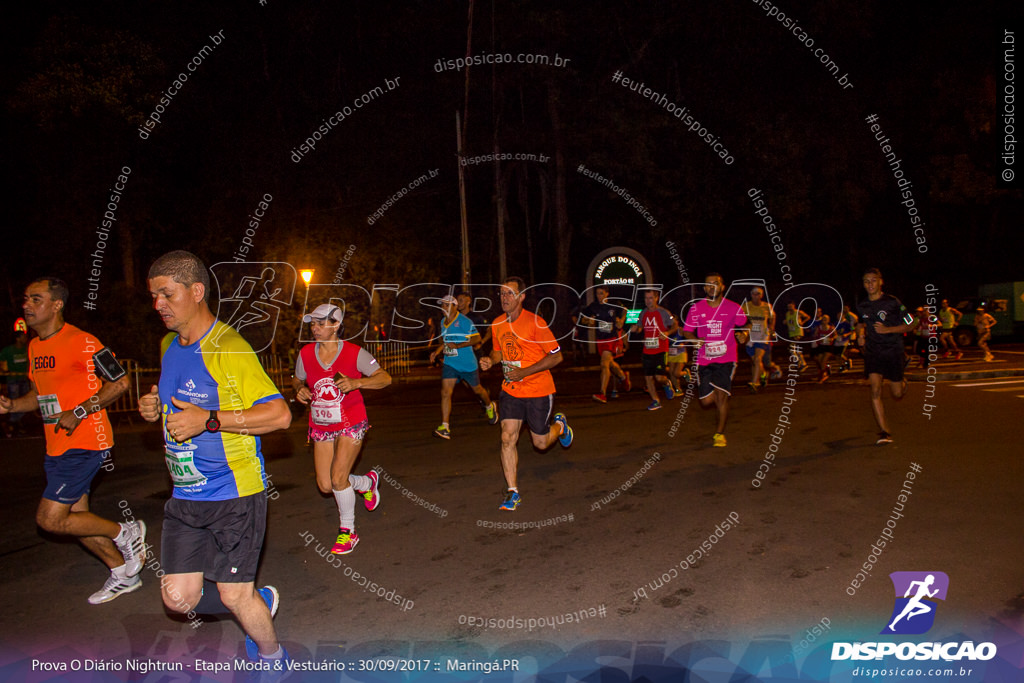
[553,413,573,447]
[245,585,280,661]
[499,490,521,511]
[663,384,675,400]
[647,401,662,411]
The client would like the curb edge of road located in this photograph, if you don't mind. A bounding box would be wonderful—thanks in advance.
[906,368,1024,382]
[393,364,1024,384]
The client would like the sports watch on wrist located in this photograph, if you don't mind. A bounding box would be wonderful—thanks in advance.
[205,410,221,432]
[73,405,88,420]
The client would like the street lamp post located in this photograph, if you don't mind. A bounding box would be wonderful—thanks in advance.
[292,268,315,355]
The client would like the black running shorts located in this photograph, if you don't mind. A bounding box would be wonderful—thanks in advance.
[641,352,668,377]
[697,362,737,399]
[863,350,904,382]
[498,391,554,436]
[162,493,267,583]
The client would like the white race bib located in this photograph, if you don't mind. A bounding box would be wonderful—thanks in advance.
[705,341,727,358]
[164,444,207,487]
[311,400,343,425]
[501,360,522,382]
[644,336,660,349]
[38,394,62,424]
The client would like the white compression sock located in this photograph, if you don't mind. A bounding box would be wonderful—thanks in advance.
[332,487,356,529]
[349,473,371,491]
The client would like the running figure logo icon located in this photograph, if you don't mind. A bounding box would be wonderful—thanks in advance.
[881,571,949,635]
[208,262,297,353]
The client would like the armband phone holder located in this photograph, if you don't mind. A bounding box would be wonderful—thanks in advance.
[92,347,126,382]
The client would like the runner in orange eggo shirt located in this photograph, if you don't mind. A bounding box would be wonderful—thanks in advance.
[0,278,145,605]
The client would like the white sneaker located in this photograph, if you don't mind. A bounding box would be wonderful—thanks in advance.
[88,572,141,604]
[115,520,148,577]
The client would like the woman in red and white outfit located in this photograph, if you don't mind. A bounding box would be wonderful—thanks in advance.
[292,304,391,554]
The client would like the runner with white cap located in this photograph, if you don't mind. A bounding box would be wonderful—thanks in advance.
[429,295,498,439]
[292,303,391,554]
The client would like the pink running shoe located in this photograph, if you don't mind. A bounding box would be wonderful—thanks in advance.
[360,471,381,511]
[331,527,359,555]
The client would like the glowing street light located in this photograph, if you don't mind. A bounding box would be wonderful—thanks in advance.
[300,269,314,286]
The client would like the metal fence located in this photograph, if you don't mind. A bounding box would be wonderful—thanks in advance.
[106,359,146,422]
[363,341,411,377]
[259,354,291,388]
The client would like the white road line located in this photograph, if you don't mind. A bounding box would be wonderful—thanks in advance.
[953,379,1024,387]
[983,386,1024,392]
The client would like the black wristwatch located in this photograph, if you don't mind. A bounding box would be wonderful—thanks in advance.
[205,410,221,432]
[73,405,88,420]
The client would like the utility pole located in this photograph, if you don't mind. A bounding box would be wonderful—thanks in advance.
[457,0,475,284]
[456,112,471,284]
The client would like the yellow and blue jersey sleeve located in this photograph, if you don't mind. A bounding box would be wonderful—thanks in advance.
[159,321,283,500]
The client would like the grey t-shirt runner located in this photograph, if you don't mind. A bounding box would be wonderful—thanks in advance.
[742,301,774,343]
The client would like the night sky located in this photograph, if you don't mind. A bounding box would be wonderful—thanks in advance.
[2,1,1019,359]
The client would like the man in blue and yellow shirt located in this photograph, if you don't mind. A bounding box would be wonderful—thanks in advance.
[139,251,291,666]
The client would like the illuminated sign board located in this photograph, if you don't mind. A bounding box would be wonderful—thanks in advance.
[593,255,644,286]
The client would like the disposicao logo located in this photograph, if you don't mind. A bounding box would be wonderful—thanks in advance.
[882,571,948,635]
[831,571,997,662]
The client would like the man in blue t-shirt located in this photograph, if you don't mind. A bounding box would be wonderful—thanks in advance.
[429,295,498,439]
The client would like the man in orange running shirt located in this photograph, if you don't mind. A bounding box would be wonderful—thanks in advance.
[0,277,145,604]
[479,277,573,511]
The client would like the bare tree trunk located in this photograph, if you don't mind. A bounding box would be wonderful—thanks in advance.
[494,142,507,282]
[120,224,135,288]
[547,85,571,288]
[517,166,536,284]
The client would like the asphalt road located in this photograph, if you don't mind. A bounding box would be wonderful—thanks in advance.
[1,350,1022,681]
